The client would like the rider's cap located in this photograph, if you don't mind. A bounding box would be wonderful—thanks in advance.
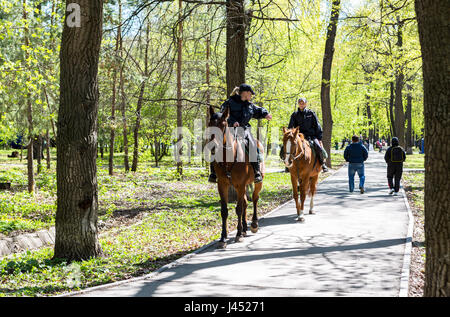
[239,83,255,95]
[298,97,308,104]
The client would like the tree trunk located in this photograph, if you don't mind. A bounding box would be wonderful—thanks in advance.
[132,18,150,172]
[118,0,129,172]
[415,0,450,297]
[204,25,211,168]
[320,0,340,168]
[226,0,246,95]
[109,4,121,176]
[389,81,396,137]
[366,94,373,143]
[394,19,406,148]
[394,71,405,147]
[54,0,104,261]
[405,85,413,154]
[37,135,42,174]
[23,0,35,193]
[176,0,183,178]
[46,128,51,169]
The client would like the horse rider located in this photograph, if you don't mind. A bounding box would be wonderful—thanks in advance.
[286,97,329,172]
[208,83,272,184]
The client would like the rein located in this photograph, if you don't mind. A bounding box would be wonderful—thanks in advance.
[219,127,237,182]
[286,135,305,162]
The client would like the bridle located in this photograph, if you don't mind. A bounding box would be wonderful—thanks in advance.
[284,133,305,166]
[209,121,237,182]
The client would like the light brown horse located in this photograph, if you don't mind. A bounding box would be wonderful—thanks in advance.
[282,127,321,222]
[208,105,264,248]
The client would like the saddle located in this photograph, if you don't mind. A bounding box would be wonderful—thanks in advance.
[308,140,328,160]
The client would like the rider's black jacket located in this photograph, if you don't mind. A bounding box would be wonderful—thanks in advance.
[287,107,323,141]
[220,94,269,129]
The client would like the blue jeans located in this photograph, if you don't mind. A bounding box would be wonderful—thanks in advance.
[348,163,365,192]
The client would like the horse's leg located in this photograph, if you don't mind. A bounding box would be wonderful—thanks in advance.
[298,177,309,222]
[290,171,303,221]
[242,193,248,237]
[250,182,263,233]
[309,175,319,214]
[217,182,229,249]
[235,185,246,242]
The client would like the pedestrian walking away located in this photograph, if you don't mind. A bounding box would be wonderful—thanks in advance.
[344,135,369,193]
[384,137,406,196]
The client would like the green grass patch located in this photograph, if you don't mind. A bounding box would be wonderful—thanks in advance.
[403,172,424,212]
[404,154,425,169]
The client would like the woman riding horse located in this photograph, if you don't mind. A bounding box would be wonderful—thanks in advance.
[208,84,272,183]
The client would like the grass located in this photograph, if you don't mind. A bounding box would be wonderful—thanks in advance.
[404,153,425,169]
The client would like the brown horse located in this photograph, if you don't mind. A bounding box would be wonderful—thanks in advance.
[207,105,264,248]
[282,127,321,222]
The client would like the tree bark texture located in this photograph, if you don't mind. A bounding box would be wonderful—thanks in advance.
[415,0,450,297]
[320,0,340,168]
[54,0,104,261]
[226,0,246,95]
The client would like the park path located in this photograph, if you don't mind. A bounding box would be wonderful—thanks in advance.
[70,152,412,297]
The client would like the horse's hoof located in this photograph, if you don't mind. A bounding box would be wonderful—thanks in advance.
[296,216,305,222]
[242,231,248,237]
[217,241,227,249]
[250,226,258,234]
[309,210,316,215]
[235,236,244,243]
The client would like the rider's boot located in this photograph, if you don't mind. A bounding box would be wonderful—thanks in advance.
[208,162,217,183]
[251,162,263,184]
[317,147,329,173]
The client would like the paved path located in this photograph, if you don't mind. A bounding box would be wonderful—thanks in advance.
[71,152,412,297]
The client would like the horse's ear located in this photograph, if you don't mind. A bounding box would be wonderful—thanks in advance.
[222,106,230,120]
[283,127,287,134]
[293,127,299,136]
[209,105,215,118]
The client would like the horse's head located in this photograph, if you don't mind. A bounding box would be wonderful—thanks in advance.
[207,105,231,146]
[282,127,305,168]
[208,105,229,130]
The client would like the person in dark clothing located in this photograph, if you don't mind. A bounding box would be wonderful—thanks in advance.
[208,84,272,184]
[344,135,369,193]
[286,97,328,172]
[384,137,406,195]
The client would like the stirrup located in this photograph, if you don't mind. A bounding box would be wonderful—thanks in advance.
[208,174,217,183]
[254,172,263,184]
[322,164,329,172]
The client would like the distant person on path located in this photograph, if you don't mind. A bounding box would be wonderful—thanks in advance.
[344,135,369,193]
[384,137,406,196]
[376,140,382,152]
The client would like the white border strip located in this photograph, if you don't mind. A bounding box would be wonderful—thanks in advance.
[399,187,414,297]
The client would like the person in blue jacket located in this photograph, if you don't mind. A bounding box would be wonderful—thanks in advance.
[344,135,369,193]
[208,84,272,184]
